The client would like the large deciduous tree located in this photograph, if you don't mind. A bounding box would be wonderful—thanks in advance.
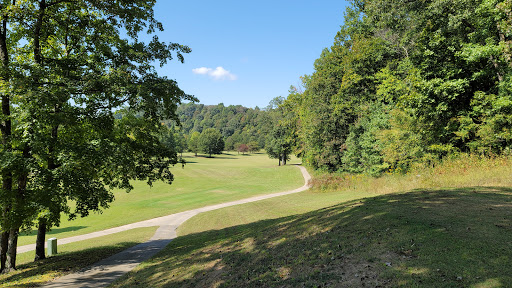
[266,125,293,166]
[0,0,194,271]
[188,131,201,156]
[199,128,224,157]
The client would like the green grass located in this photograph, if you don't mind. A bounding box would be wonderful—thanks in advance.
[110,188,512,288]
[1,226,158,288]
[17,152,303,246]
[177,188,377,236]
[110,155,512,287]
[179,154,512,237]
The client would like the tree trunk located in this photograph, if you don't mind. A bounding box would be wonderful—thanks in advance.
[278,157,281,166]
[0,6,14,274]
[34,218,47,261]
[0,231,8,272]
[283,155,287,165]
[5,229,18,272]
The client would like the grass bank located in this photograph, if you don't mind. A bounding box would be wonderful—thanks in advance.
[18,152,303,246]
[4,152,303,288]
[111,154,512,287]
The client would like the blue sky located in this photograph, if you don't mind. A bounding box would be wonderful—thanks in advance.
[153,1,349,108]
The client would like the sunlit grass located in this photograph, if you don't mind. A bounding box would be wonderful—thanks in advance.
[310,153,512,195]
[111,188,512,288]
[17,152,303,246]
[111,154,512,287]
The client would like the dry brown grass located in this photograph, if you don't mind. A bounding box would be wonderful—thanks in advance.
[310,154,512,196]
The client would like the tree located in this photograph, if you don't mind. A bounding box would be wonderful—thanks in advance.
[159,126,176,152]
[199,128,224,157]
[224,136,236,151]
[174,130,188,157]
[0,0,194,271]
[247,141,260,153]
[188,131,201,156]
[238,144,249,154]
[266,125,292,166]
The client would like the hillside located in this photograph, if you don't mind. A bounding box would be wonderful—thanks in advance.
[111,187,512,288]
[169,102,279,151]
[110,155,512,287]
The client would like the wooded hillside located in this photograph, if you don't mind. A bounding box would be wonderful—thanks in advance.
[166,101,282,152]
[278,0,512,174]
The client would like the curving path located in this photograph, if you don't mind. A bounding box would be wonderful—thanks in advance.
[37,165,311,288]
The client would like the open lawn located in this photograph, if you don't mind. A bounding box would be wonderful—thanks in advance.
[17,152,303,246]
[111,155,512,287]
[1,152,303,288]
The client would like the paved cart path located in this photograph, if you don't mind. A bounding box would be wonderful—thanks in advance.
[36,165,311,288]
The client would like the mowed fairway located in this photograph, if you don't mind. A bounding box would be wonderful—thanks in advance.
[18,152,304,246]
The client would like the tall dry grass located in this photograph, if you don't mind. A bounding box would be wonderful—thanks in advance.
[310,153,512,195]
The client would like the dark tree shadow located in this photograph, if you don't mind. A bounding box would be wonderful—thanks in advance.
[0,241,140,287]
[21,226,88,237]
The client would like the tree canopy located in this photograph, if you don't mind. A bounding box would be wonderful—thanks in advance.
[279,0,512,174]
[199,128,225,157]
[0,0,194,271]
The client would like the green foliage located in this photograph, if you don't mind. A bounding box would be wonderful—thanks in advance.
[0,0,194,269]
[187,131,201,156]
[170,102,277,152]
[247,141,260,153]
[266,125,292,166]
[199,128,224,157]
[342,103,391,176]
[283,0,512,175]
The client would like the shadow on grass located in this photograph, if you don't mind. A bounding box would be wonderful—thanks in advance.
[113,187,512,288]
[20,226,88,237]
[186,154,238,160]
[0,241,139,288]
[202,155,237,160]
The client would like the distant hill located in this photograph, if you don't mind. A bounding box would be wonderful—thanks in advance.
[168,102,279,151]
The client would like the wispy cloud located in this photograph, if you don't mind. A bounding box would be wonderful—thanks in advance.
[192,66,237,81]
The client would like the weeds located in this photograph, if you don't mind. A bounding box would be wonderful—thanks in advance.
[310,153,512,195]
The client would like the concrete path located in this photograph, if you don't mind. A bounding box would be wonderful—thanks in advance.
[38,165,311,288]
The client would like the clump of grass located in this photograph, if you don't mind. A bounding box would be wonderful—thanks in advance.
[111,187,512,287]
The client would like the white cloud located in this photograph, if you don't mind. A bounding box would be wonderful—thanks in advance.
[192,66,237,81]
[192,67,212,75]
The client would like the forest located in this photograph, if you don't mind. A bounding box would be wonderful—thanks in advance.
[276,0,512,175]
[161,100,288,158]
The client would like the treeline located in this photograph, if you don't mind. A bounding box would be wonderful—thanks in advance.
[163,101,284,154]
[276,0,512,175]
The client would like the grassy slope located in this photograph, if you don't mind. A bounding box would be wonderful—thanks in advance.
[17,152,303,246]
[2,152,302,288]
[1,226,158,288]
[111,155,512,288]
